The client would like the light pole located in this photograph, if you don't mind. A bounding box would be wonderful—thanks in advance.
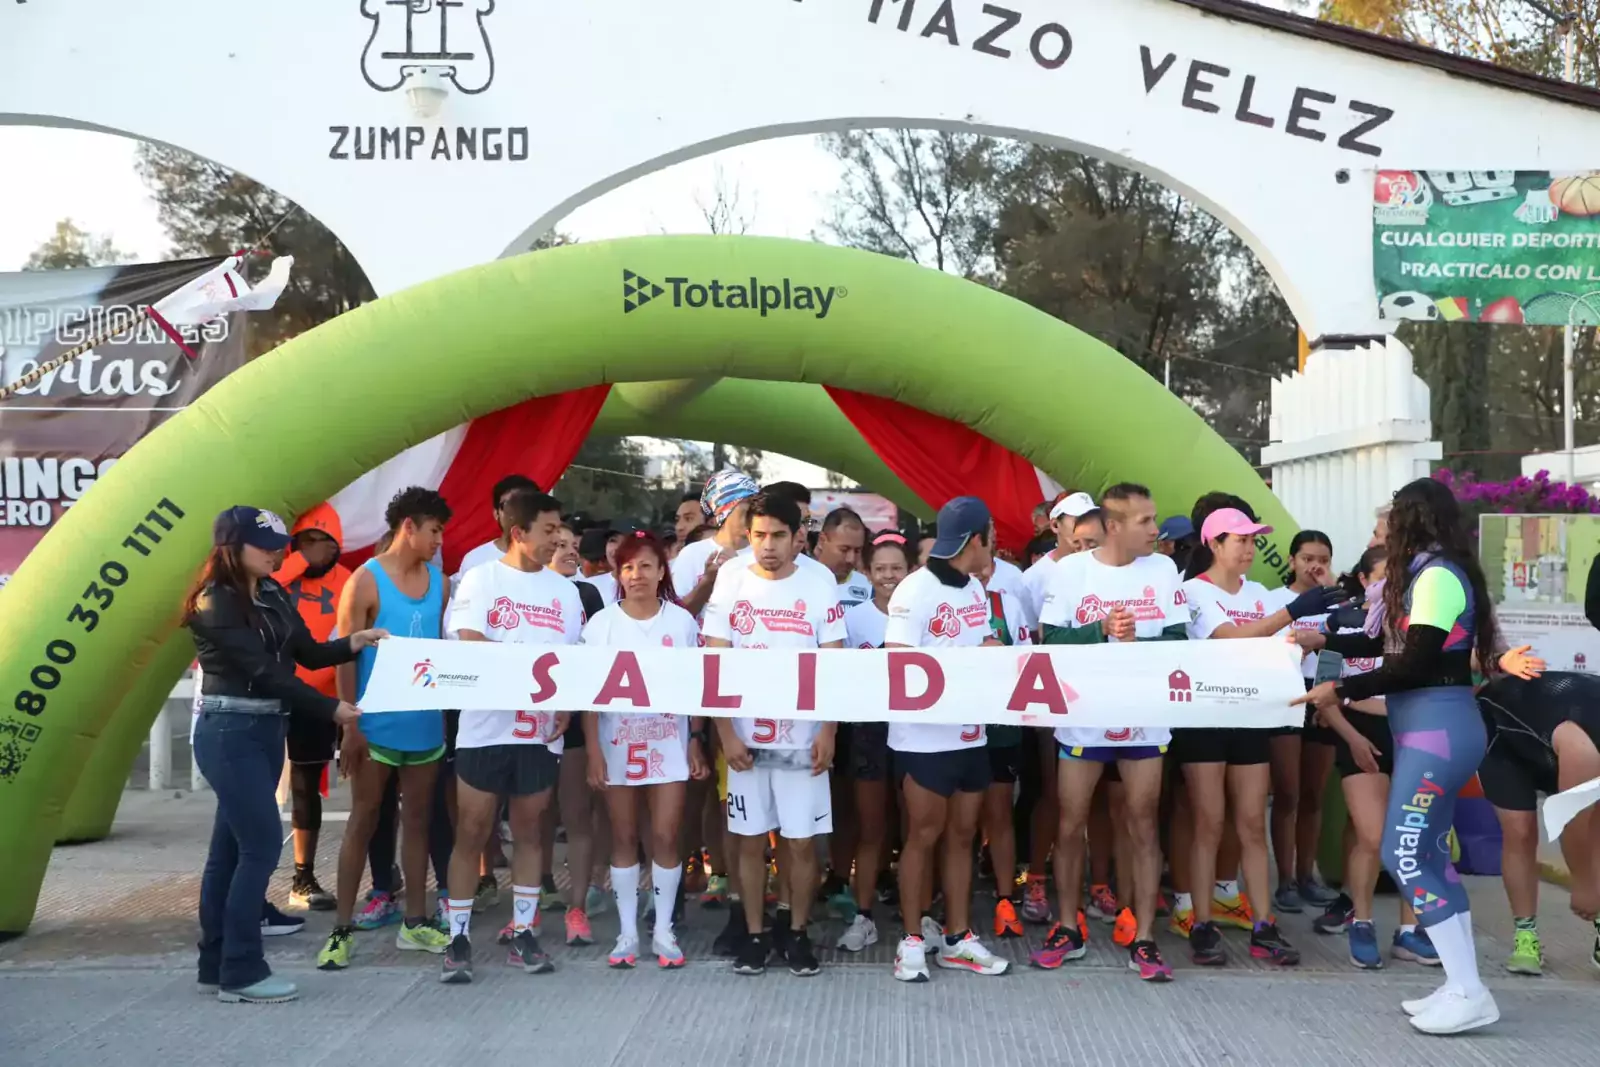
[1562,290,1600,484]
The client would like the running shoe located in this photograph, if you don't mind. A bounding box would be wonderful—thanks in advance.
[608,934,639,968]
[1392,927,1441,965]
[586,884,611,916]
[1506,929,1545,975]
[1409,988,1500,1035]
[734,933,769,976]
[1273,883,1304,915]
[827,887,858,923]
[1020,876,1052,924]
[993,898,1023,939]
[497,919,516,944]
[440,934,473,984]
[838,913,879,952]
[1029,922,1087,969]
[1087,884,1118,923]
[1249,921,1301,966]
[920,915,944,945]
[289,872,335,911]
[1213,892,1255,931]
[770,913,793,960]
[473,875,499,913]
[508,929,554,973]
[787,929,821,977]
[397,919,449,954]
[937,931,1009,975]
[217,976,299,1004]
[565,908,594,946]
[1168,903,1194,939]
[354,891,400,931]
[894,934,931,982]
[1298,877,1341,907]
[701,874,729,907]
[1129,940,1174,982]
[1190,920,1225,966]
[713,908,748,957]
[317,926,354,970]
[1313,893,1354,935]
[1402,985,1452,1016]
[433,898,449,934]
[1075,909,1090,944]
[261,902,305,937]
[655,931,686,969]
[1112,907,1138,948]
[1347,920,1382,969]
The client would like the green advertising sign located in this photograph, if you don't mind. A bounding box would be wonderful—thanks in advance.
[1372,170,1600,326]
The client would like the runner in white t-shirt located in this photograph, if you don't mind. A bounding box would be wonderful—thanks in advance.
[581,531,710,972]
[1171,506,1342,971]
[1255,530,1342,918]
[703,491,846,979]
[976,555,1032,943]
[449,474,541,600]
[886,497,1009,983]
[439,490,583,985]
[814,507,871,608]
[1035,483,1185,982]
[836,529,913,955]
[1021,493,1099,620]
[671,469,759,617]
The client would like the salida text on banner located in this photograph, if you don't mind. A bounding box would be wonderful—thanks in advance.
[361,637,1304,731]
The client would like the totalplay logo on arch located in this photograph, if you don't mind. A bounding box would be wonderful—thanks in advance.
[623,270,845,319]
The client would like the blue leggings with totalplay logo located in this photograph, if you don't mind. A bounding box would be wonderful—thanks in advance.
[1379,686,1486,928]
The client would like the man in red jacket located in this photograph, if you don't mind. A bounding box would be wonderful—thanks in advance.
[272,504,352,910]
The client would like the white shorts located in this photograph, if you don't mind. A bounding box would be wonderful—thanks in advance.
[598,713,691,786]
[725,765,832,840]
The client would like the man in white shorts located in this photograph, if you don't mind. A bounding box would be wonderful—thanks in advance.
[703,491,846,978]
[439,491,583,984]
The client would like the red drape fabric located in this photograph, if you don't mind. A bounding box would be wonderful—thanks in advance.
[824,387,1042,553]
[341,385,611,575]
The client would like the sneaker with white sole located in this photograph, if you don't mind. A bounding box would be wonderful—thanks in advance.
[1409,987,1499,1035]
[920,915,943,944]
[894,935,930,983]
[837,913,879,952]
[654,931,686,969]
[1402,984,1455,1017]
[608,934,639,968]
[936,931,1009,975]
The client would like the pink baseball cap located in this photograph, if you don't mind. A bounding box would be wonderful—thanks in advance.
[1200,507,1273,543]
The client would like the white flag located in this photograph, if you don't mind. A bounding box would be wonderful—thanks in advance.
[148,255,294,355]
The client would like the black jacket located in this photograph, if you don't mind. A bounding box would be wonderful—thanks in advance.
[187,577,356,720]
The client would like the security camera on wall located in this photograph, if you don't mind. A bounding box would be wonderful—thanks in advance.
[402,66,450,121]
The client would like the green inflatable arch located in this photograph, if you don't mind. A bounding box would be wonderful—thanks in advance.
[0,235,1296,934]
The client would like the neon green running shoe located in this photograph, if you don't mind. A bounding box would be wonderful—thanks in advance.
[317,927,354,970]
[1506,929,1544,976]
[397,920,450,954]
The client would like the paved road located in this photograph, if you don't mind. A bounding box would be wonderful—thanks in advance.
[4,791,1600,1066]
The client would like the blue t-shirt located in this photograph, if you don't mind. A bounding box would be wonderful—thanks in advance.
[356,558,445,752]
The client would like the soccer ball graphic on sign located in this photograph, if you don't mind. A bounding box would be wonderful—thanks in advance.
[1379,292,1442,322]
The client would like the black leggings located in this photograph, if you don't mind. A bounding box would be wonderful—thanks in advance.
[289,762,325,832]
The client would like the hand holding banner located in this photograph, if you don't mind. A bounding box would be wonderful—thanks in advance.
[362,636,1305,731]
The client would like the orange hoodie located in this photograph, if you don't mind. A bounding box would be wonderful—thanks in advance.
[271,503,351,698]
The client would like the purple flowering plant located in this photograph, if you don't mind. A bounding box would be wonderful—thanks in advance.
[1433,468,1600,525]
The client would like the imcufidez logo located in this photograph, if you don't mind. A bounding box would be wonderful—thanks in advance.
[622,269,846,319]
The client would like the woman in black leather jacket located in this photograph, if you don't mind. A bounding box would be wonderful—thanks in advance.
[184,505,386,1004]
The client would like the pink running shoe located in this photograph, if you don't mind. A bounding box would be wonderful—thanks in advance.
[565,908,593,946]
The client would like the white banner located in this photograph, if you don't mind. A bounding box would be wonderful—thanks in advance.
[360,637,1305,731]
[1542,774,1600,842]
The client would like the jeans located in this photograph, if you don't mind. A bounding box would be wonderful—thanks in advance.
[193,706,287,989]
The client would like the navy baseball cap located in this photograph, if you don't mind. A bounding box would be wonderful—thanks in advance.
[213,506,292,551]
[1158,515,1196,542]
[928,497,991,560]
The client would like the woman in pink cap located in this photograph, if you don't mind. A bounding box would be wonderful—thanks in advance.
[1172,504,1345,970]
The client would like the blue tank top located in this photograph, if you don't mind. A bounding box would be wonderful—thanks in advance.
[356,559,445,752]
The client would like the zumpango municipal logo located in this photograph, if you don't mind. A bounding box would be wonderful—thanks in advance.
[622,269,846,319]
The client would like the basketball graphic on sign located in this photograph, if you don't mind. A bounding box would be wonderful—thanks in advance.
[1550,173,1600,216]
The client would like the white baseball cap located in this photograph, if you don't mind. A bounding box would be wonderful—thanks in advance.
[1049,492,1096,521]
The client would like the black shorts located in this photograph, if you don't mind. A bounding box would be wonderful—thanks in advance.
[1476,743,1555,812]
[563,713,586,751]
[455,744,561,797]
[1270,681,1336,744]
[895,746,992,798]
[850,723,890,782]
[287,714,336,765]
[1171,727,1271,767]
[988,744,1023,785]
[1334,708,1395,779]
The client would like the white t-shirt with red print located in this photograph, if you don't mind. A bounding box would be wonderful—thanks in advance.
[845,600,888,649]
[1183,574,1277,641]
[883,566,991,754]
[702,562,846,750]
[581,600,703,785]
[447,560,584,752]
[1260,584,1325,679]
[1039,549,1186,749]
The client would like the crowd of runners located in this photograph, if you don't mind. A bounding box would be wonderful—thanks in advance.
[184,468,1600,1038]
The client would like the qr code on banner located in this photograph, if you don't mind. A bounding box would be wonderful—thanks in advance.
[0,719,42,782]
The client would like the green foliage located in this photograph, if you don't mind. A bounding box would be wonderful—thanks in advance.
[23,218,132,271]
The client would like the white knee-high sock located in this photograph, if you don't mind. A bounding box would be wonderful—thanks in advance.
[612,864,640,940]
[652,862,683,938]
[1426,911,1484,997]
